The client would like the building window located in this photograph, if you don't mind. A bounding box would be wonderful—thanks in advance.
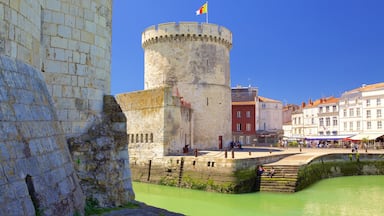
[349,108,354,117]
[326,106,330,113]
[319,107,323,113]
[237,111,241,118]
[150,133,154,142]
[367,121,371,129]
[356,108,360,117]
[343,122,347,131]
[131,134,134,143]
[145,134,148,143]
[366,99,370,107]
[377,109,382,118]
[343,109,347,117]
[349,122,353,131]
[319,118,324,127]
[262,103,266,109]
[311,118,314,124]
[246,123,251,131]
[246,111,251,118]
[378,121,382,129]
[333,117,337,126]
[326,117,330,126]
[367,110,371,118]
[356,121,360,130]
[332,105,337,112]
[377,98,381,106]
[236,123,241,131]
[140,134,143,143]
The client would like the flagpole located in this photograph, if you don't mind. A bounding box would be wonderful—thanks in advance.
[206,1,209,23]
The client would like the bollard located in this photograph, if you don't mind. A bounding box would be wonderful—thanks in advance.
[231,149,234,159]
[194,149,198,157]
[249,151,251,156]
[225,149,227,158]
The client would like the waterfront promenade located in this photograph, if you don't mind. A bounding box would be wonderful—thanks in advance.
[199,146,384,165]
[103,146,384,215]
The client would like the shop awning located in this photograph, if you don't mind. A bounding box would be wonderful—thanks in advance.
[349,133,384,141]
[305,135,352,141]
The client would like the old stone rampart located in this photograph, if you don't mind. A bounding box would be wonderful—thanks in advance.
[130,153,296,193]
[0,56,84,215]
[0,0,134,214]
[297,153,384,191]
[141,22,233,150]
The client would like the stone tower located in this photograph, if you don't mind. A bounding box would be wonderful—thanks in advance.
[40,0,112,138]
[142,22,233,149]
[0,0,134,214]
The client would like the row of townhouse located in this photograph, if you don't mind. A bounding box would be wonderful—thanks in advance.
[286,82,384,143]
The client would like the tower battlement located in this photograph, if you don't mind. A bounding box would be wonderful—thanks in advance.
[142,22,232,49]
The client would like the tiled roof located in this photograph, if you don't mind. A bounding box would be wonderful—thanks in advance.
[258,96,280,103]
[232,101,255,105]
[345,82,384,94]
[303,96,339,108]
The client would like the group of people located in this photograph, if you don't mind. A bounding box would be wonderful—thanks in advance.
[229,141,242,149]
[256,165,275,178]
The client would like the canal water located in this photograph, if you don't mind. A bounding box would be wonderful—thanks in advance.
[133,176,384,216]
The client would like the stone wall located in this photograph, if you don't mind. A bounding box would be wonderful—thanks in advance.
[297,153,384,191]
[142,22,232,150]
[0,56,84,215]
[40,0,112,137]
[116,86,192,161]
[68,96,135,207]
[0,0,135,213]
[130,152,295,193]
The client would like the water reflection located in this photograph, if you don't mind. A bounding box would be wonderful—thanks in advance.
[133,176,384,216]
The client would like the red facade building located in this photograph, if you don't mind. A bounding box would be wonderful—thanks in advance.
[231,86,258,146]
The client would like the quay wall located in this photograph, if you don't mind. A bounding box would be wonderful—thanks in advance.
[296,153,384,191]
[130,152,297,193]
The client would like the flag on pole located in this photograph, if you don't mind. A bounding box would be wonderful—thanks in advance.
[196,2,208,15]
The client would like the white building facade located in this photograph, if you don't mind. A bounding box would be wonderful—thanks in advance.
[286,82,384,143]
[339,83,384,140]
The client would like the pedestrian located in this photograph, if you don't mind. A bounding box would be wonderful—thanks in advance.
[256,165,265,176]
[268,167,275,178]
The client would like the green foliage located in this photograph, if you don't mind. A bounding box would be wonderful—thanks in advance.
[84,198,139,216]
[289,141,298,147]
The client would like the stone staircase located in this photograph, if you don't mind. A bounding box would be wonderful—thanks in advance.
[259,165,301,193]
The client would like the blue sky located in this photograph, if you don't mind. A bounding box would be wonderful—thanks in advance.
[111,0,384,105]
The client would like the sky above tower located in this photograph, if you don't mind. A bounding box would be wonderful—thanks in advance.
[111,0,384,105]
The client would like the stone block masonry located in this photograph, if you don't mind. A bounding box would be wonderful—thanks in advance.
[0,0,135,214]
[0,55,84,215]
[141,22,233,150]
[68,96,135,207]
[40,0,113,137]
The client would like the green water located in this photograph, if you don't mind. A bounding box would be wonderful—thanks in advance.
[133,176,384,216]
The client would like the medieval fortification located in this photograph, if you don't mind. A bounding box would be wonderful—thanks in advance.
[0,1,134,215]
[117,22,233,162]
[1,0,234,214]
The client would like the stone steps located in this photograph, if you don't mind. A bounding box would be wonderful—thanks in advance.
[259,165,300,193]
